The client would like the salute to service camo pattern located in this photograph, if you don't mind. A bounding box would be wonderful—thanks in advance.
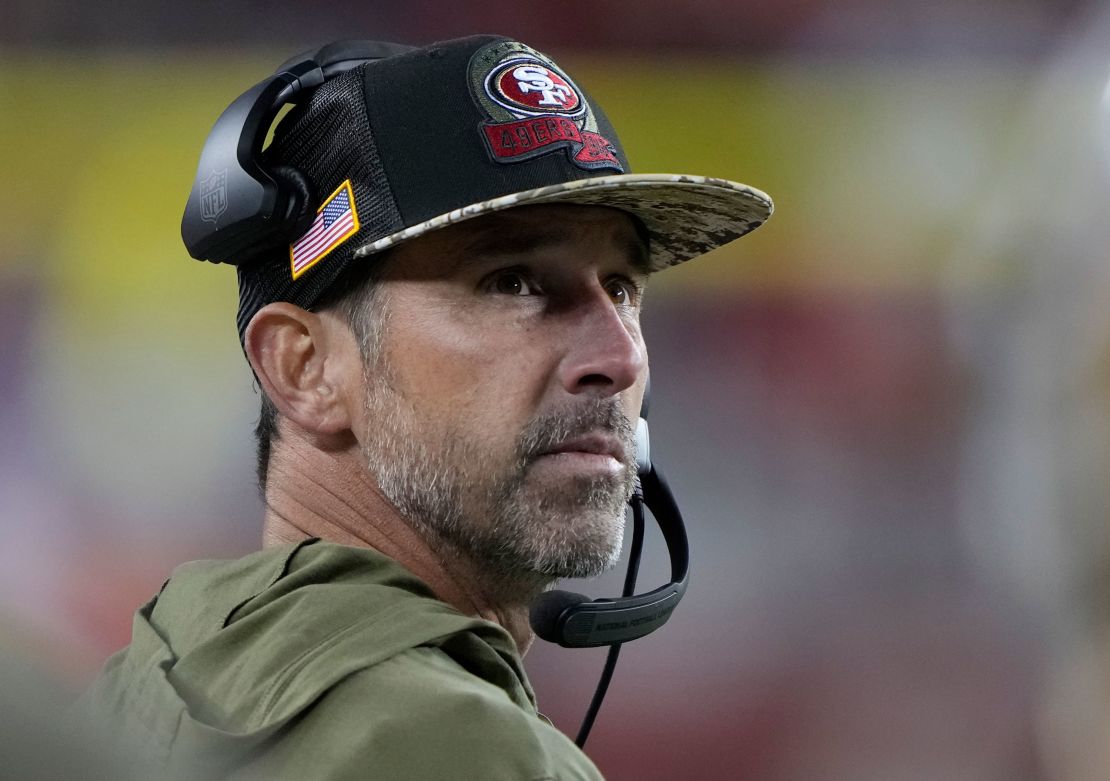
[354,173,773,272]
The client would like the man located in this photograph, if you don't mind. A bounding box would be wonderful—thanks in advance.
[77,35,772,779]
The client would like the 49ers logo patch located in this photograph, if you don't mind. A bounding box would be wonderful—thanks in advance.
[469,41,623,173]
[487,60,583,116]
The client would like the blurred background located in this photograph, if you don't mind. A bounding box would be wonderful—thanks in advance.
[4,1,1110,778]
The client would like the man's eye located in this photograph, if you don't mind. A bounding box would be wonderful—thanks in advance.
[605,278,638,306]
[491,271,538,296]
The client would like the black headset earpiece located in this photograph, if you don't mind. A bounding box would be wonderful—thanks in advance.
[181,40,416,266]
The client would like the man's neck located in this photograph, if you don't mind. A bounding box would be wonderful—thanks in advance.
[261,437,543,654]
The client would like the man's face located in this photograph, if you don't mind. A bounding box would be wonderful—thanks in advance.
[355,204,650,582]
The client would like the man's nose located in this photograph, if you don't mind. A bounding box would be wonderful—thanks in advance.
[557,290,646,396]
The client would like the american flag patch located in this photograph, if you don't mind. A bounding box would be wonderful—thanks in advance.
[290,180,360,279]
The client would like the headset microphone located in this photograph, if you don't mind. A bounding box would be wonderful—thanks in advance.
[529,380,690,746]
[528,464,688,647]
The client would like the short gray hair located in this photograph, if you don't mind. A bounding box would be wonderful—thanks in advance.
[253,252,392,494]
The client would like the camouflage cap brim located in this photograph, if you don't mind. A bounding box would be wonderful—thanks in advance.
[351,174,773,272]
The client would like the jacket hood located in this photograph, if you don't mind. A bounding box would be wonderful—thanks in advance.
[77,539,532,777]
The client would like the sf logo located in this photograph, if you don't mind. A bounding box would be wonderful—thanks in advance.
[512,65,574,107]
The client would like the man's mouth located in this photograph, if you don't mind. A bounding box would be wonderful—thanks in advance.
[535,433,628,475]
[544,433,625,460]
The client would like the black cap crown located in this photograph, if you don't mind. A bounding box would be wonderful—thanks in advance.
[181,35,773,340]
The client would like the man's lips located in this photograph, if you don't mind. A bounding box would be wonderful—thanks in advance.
[539,433,627,464]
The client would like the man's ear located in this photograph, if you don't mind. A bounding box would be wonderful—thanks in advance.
[244,302,356,435]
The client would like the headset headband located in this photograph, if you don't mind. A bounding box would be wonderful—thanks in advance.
[181,41,416,266]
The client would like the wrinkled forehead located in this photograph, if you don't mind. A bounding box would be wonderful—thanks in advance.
[385,204,651,278]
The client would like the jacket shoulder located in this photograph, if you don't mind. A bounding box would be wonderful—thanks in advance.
[231,645,604,781]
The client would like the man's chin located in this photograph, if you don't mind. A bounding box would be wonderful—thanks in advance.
[504,502,628,580]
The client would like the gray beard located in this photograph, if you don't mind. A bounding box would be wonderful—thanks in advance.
[361,383,635,584]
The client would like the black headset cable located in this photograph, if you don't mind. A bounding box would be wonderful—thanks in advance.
[574,482,646,748]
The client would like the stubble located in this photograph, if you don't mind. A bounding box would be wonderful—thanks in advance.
[361,379,636,584]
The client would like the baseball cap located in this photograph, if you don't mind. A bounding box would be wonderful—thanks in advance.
[231,34,773,339]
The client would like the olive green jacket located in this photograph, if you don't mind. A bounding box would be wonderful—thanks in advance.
[76,539,603,780]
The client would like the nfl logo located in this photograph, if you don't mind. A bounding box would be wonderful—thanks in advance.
[199,169,228,223]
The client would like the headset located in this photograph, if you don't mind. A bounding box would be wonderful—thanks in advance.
[529,390,688,646]
[529,381,691,746]
[183,41,692,750]
[181,40,416,266]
